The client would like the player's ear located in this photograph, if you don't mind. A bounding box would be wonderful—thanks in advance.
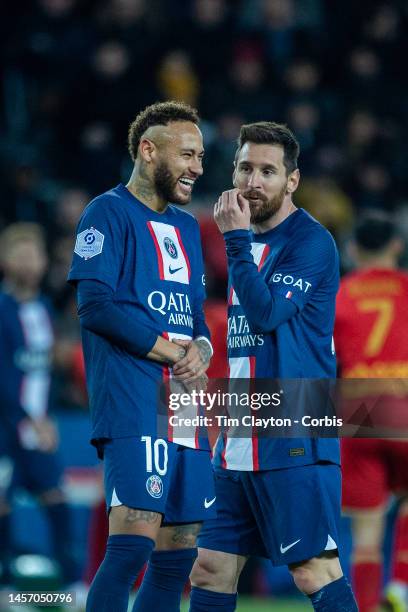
[138,138,156,163]
[286,168,300,194]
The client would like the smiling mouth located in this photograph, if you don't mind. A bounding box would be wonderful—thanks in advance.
[178,178,195,194]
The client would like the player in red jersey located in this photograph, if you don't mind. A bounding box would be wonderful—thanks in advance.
[335,214,408,612]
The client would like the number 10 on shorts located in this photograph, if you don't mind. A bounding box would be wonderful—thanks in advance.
[141,436,168,476]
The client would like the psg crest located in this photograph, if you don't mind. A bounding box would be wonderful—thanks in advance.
[146,475,163,498]
[164,237,178,259]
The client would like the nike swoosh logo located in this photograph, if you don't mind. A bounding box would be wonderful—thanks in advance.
[169,266,183,275]
[280,539,301,554]
[204,497,216,509]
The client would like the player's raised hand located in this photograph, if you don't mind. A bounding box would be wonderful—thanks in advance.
[172,338,211,382]
[214,188,251,233]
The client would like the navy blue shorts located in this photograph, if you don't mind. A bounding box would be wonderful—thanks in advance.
[102,436,216,524]
[1,434,63,496]
[198,462,341,566]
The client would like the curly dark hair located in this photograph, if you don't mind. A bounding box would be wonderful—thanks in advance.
[236,122,300,174]
[128,101,200,161]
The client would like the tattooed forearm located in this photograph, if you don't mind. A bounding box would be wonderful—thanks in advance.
[194,338,212,365]
[125,508,161,525]
[176,347,187,361]
[171,522,202,546]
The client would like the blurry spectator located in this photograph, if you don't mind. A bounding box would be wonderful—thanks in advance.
[364,4,405,78]
[286,101,320,171]
[226,44,275,121]
[336,214,408,611]
[173,0,233,83]
[59,40,140,190]
[283,57,340,132]
[75,122,124,193]
[157,50,200,106]
[261,0,297,66]
[365,3,400,46]
[346,111,379,158]
[3,163,50,228]
[0,223,76,585]
[238,0,297,68]
[2,0,407,228]
[8,0,92,87]
[283,57,320,100]
[61,40,141,143]
[296,176,354,242]
[347,47,385,112]
[350,162,393,210]
[315,144,346,177]
[51,187,88,239]
[295,0,324,31]
[97,0,147,37]
[198,112,243,196]
[95,0,168,61]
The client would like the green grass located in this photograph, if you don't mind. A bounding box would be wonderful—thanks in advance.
[181,596,310,611]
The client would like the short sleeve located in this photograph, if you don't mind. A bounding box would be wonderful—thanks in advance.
[67,196,125,291]
[269,228,339,312]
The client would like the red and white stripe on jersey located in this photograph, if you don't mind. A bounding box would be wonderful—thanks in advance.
[228,242,270,305]
[162,331,200,449]
[221,356,259,470]
[228,355,256,379]
[18,302,54,419]
[147,221,191,284]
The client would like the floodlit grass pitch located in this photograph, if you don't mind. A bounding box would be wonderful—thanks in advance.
[181,596,310,611]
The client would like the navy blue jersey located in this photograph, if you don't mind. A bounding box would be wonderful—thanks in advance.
[213,209,340,470]
[68,184,209,447]
[0,291,54,435]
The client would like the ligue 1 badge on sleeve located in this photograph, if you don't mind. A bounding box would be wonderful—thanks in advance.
[146,475,163,498]
[74,227,104,260]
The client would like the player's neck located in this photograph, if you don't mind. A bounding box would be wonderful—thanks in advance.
[3,280,38,302]
[126,167,168,213]
[356,256,397,270]
[252,197,297,233]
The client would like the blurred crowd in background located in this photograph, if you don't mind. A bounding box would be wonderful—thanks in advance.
[0,0,408,596]
[1,0,408,348]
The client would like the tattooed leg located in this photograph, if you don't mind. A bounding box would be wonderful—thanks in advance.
[132,523,202,611]
[109,505,162,540]
[156,522,202,550]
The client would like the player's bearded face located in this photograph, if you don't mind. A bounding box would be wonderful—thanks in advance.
[244,182,287,223]
[153,158,193,205]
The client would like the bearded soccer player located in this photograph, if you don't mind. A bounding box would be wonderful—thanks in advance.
[68,101,215,612]
[335,215,408,612]
[189,122,357,612]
